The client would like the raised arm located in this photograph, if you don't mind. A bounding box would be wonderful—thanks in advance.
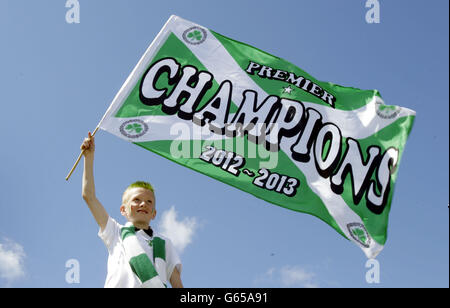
[81,132,109,231]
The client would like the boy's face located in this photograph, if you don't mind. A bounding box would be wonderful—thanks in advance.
[120,187,156,226]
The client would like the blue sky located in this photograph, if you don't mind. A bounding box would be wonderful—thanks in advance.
[0,0,448,288]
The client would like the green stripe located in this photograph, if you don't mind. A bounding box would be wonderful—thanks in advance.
[152,237,166,262]
[120,225,136,241]
[210,29,380,111]
[129,254,159,283]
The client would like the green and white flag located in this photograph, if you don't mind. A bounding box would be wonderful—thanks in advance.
[99,15,415,258]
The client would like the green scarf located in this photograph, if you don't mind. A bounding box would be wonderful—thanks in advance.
[120,222,166,288]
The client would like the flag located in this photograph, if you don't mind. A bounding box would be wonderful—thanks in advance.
[99,15,415,258]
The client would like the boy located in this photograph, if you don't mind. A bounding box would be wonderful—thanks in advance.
[81,132,183,288]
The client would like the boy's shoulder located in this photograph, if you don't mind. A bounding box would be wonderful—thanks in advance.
[106,216,124,232]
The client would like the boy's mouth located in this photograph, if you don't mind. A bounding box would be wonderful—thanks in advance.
[137,210,148,214]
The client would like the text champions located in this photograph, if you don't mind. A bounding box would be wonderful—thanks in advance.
[138,57,399,215]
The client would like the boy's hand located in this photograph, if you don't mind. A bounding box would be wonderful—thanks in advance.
[81,132,95,157]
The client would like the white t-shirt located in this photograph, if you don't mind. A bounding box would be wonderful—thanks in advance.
[98,216,182,288]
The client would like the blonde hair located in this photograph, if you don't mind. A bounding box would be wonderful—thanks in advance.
[122,181,155,204]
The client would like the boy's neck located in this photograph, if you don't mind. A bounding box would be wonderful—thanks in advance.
[133,222,150,230]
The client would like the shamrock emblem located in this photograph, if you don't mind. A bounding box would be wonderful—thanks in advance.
[125,123,143,134]
[378,104,396,112]
[347,223,371,248]
[119,119,148,139]
[187,30,203,42]
[375,101,400,119]
[352,228,368,246]
[183,27,207,45]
